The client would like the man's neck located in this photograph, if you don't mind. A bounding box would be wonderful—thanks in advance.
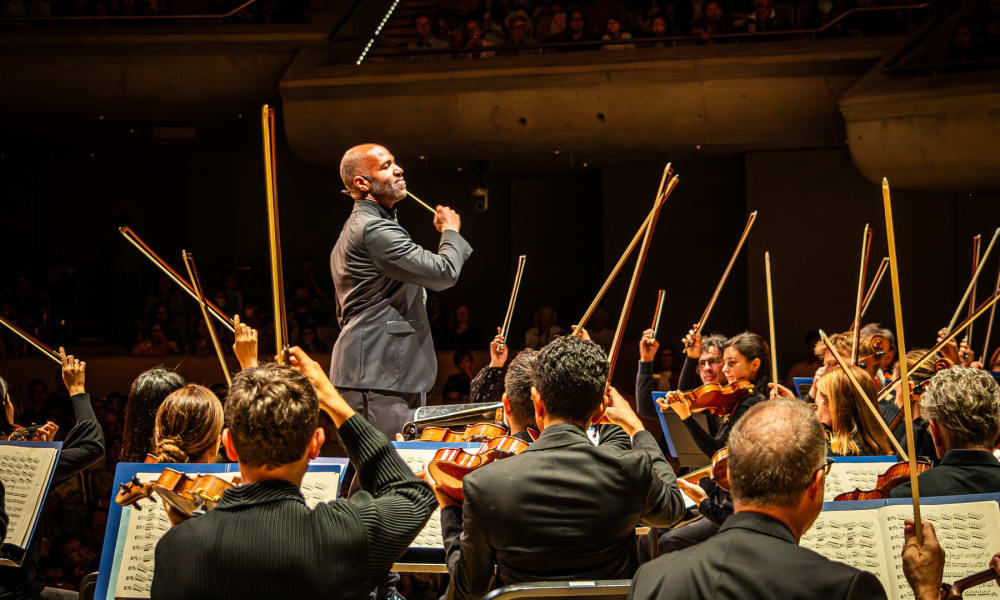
[238,460,308,488]
[362,195,397,211]
[733,502,810,542]
[539,416,588,431]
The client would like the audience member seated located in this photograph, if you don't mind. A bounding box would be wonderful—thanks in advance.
[150,348,437,599]
[132,323,180,355]
[524,305,563,349]
[691,0,734,41]
[0,349,104,600]
[464,17,503,57]
[736,0,789,32]
[120,367,185,463]
[443,350,476,403]
[553,9,595,46]
[409,12,451,56]
[631,398,947,599]
[946,24,984,62]
[438,335,686,599]
[640,13,681,45]
[500,14,537,53]
[890,366,1000,498]
[533,0,567,41]
[449,304,486,350]
[469,329,508,404]
[186,318,214,356]
[601,15,635,49]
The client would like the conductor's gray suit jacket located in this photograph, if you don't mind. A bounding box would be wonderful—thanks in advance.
[330,200,473,394]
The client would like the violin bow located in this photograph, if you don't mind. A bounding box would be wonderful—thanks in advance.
[607,176,674,381]
[945,227,999,333]
[498,255,527,350]
[880,178,922,544]
[981,260,1000,363]
[0,315,61,364]
[857,257,889,326]
[181,250,232,387]
[765,252,778,388]
[119,227,235,333]
[850,224,873,364]
[574,164,676,332]
[651,290,667,339]
[876,287,1000,402]
[405,191,438,215]
[688,210,759,347]
[966,234,982,357]
[261,105,289,364]
[819,329,908,461]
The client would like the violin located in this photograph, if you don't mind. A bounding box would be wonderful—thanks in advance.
[886,357,954,434]
[7,423,44,442]
[940,566,1000,598]
[426,435,529,503]
[856,334,887,371]
[832,459,932,501]
[657,380,754,417]
[681,446,731,493]
[417,422,509,442]
[116,468,236,523]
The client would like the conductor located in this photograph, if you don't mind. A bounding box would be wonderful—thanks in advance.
[330,144,473,437]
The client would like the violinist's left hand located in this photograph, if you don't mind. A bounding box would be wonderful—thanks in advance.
[901,519,945,600]
[31,421,59,442]
[600,386,644,437]
[418,470,459,508]
[677,478,707,505]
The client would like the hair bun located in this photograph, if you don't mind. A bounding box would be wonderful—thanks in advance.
[154,438,190,464]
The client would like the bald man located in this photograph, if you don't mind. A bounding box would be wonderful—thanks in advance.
[330,144,472,437]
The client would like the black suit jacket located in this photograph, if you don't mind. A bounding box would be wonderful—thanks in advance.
[890,449,1000,498]
[151,416,436,600]
[330,200,473,394]
[630,511,887,600]
[442,423,686,600]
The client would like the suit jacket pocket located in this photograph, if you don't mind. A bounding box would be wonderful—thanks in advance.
[385,320,419,336]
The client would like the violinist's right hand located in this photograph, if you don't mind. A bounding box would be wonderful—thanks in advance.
[599,386,644,437]
[990,552,1000,586]
[901,519,945,600]
[663,391,692,420]
[639,328,659,363]
[937,328,961,366]
[958,337,974,368]
[489,328,508,367]
[233,314,259,371]
[287,346,355,427]
[768,382,795,400]
[570,325,591,341]
[60,347,86,397]
[683,325,702,359]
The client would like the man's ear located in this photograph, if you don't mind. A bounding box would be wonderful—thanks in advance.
[222,429,239,462]
[353,175,371,195]
[928,419,946,458]
[531,386,546,426]
[502,393,512,424]
[307,427,325,461]
[806,468,824,502]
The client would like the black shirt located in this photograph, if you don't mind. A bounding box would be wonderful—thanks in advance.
[151,415,436,600]
[890,449,1000,498]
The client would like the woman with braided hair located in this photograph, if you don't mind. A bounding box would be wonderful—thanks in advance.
[151,384,224,465]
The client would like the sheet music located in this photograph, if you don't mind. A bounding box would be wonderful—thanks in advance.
[800,510,891,590]
[112,470,341,599]
[0,445,58,548]
[879,502,1000,600]
[397,448,444,549]
[823,461,896,503]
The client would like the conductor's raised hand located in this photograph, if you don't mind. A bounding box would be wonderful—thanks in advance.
[59,347,86,397]
[600,386,644,437]
[640,329,659,363]
[286,346,355,427]
[233,314,259,371]
[489,328,508,368]
[433,205,461,233]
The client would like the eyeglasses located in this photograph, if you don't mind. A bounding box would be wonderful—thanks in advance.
[816,457,834,476]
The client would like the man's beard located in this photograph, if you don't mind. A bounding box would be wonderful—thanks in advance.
[369,178,405,202]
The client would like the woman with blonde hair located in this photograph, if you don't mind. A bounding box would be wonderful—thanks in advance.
[150,383,224,465]
[815,365,895,457]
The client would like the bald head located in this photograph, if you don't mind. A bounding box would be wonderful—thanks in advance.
[340,144,406,204]
[728,398,826,508]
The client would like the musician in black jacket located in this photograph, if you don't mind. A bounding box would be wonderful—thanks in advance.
[438,335,686,600]
[0,349,104,600]
[631,398,889,600]
[891,366,1000,498]
[151,348,436,600]
[331,144,473,437]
